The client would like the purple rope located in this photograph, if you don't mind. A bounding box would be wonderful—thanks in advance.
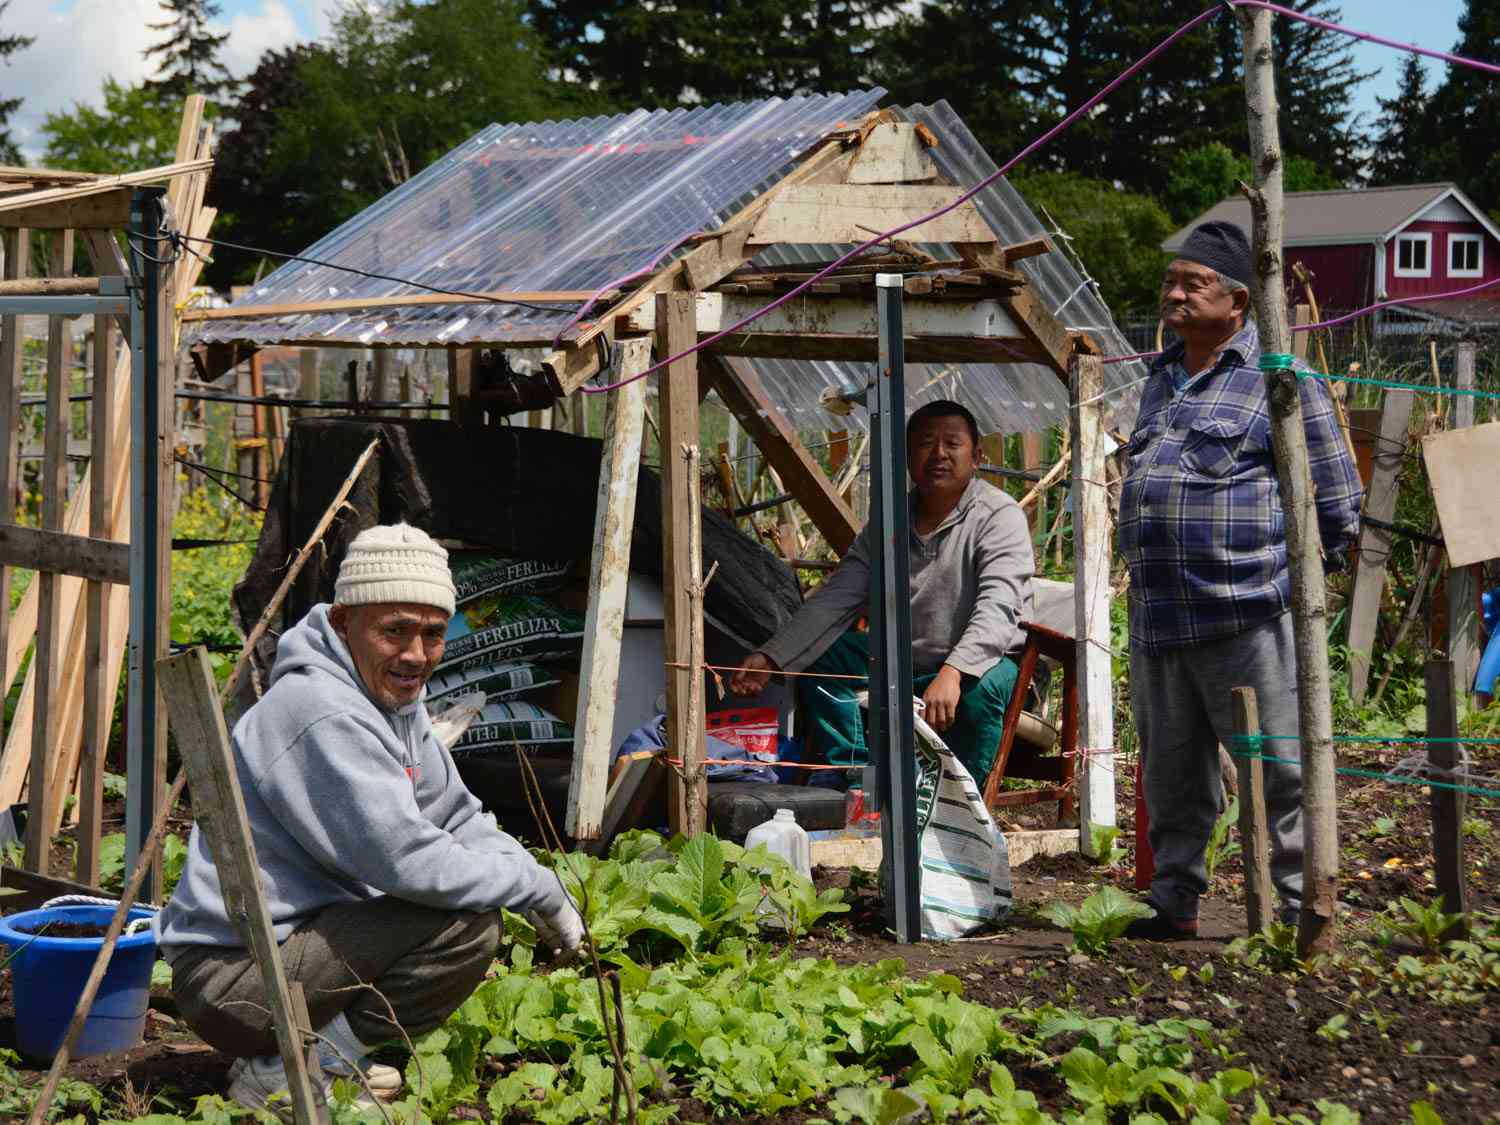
[549,230,700,348]
[579,0,1500,394]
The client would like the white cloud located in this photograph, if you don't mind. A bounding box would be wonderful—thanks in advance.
[2,0,324,162]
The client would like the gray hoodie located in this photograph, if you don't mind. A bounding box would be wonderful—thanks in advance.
[156,604,565,956]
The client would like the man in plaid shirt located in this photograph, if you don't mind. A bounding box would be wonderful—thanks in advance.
[1119,221,1362,939]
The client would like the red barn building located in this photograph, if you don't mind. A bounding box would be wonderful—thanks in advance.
[1162,183,1500,327]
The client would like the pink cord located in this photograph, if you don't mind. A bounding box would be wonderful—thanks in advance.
[577,1,1500,395]
[549,230,700,348]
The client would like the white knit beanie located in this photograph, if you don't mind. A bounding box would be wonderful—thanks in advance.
[334,522,456,616]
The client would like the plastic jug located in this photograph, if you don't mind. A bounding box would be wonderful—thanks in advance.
[745,808,812,880]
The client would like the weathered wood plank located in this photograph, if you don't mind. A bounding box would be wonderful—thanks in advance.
[1425,659,1468,935]
[1232,687,1274,934]
[0,227,26,769]
[622,289,1024,340]
[1346,389,1414,704]
[748,184,995,245]
[0,158,213,215]
[566,339,649,840]
[0,188,135,230]
[1422,420,1500,568]
[846,123,937,184]
[0,524,130,584]
[182,289,602,323]
[1448,341,1479,692]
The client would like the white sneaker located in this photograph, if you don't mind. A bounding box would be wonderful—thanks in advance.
[227,1054,377,1120]
[319,1048,404,1102]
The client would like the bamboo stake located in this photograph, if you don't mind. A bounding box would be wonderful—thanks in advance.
[25,436,380,1125]
[1231,687,1274,934]
[1239,5,1338,957]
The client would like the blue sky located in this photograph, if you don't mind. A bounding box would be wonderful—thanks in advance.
[5,0,1471,159]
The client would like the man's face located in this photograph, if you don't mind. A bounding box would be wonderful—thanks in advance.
[1159,259,1247,337]
[907,413,978,496]
[330,602,449,710]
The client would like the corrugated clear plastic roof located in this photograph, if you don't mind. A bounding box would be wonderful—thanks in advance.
[192,92,1147,434]
[192,91,884,349]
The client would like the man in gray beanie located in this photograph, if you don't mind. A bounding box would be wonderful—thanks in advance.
[156,522,581,1115]
[1118,222,1362,939]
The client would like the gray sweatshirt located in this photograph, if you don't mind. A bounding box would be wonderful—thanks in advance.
[156,604,565,956]
[761,478,1034,678]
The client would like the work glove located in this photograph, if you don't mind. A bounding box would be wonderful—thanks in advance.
[527,893,585,966]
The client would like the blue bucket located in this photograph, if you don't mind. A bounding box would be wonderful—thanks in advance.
[0,904,157,1060]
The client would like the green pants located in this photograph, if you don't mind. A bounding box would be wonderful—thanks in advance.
[799,630,1018,781]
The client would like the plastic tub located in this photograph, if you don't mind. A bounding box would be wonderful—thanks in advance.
[0,904,157,1059]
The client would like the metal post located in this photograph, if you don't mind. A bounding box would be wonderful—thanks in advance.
[126,188,166,900]
[872,273,919,943]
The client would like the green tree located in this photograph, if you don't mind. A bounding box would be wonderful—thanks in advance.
[1367,55,1437,187]
[527,0,896,108]
[1163,142,1340,225]
[145,0,236,101]
[40,79,182,172]
[1428,0,1500,216]
[1010,170,1174,316]
[0,0,34,163]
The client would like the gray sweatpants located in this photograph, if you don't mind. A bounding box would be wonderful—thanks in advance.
[171,897,502,1058]
[1130,611,1303,922]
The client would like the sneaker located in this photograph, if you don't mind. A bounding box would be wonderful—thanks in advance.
[227,1054,375,1121]
[320,1048,404,1102]
[1124,909,1200,941]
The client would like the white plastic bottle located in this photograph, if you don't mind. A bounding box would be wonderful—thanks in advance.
[745,808,812,880]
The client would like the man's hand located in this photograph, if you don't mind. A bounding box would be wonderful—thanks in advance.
[729,651,778,696]
[528,896,584,966]
[921,665,964,732]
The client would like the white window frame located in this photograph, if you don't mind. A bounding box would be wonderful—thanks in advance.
[1394,232,1432,278]
[1449,233,1484,278]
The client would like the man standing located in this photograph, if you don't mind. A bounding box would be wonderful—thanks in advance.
[157,523,582,1113]
[1119,221,1362,939]
[729,400,1034,783]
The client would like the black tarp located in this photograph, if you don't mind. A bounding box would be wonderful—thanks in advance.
[234,418,804,660]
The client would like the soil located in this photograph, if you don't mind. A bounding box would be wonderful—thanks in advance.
[11,921,112,938]
[2,744,1495,1122]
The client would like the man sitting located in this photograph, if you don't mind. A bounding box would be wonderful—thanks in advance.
[156,523,581,1114]
[730,400,1034,782]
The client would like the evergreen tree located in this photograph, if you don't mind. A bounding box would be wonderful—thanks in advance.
[0,0,35,164]
[1367,55,1436,186]
[1269,0,1370,183]
[1428,0,1500,216]
[144,0,236,101]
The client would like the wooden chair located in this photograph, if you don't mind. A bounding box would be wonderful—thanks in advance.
[980,621,1077,825]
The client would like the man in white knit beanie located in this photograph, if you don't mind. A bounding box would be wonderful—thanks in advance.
[156,523,581,1117]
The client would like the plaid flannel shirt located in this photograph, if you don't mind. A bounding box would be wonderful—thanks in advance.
[1118,322,1363,654]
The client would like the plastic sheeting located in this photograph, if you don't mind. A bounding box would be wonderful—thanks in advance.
[192,91,884,349]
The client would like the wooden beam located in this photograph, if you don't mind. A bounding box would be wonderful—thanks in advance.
[846,122,937,184]
[1346,389,1414,704]
[0,159,213,214]
[182,288,604,323]
[446,345,482,427]
[658,293,707,837]
[0,188,135,230]
[542,134,860,393]
[0,524,130,584]
[0,165,106,185]
[622,289,1025,340]
[706,354,858,555]
[566,339,649,840]
[1004,284,1078,382]
[1070,351,1114,854]
[24,230,72,874]
[748,183,995,246]
[80,229,131,345]
[0,227,26,773]
[707,331,1054,366]
[157,648,324,1125]
[0,276,105,296]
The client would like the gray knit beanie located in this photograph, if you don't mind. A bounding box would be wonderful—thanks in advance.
[1178,221,1253,288]
[334,523,456,616]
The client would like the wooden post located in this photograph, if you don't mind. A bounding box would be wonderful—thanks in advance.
[157,648,326,1125]
[296,348,319,420]
[1346,389,1415,703]
[1425,659,1469,935]
[1240,4,1338,956]
[1448,342,1479,694]
[446,345,481,428]
[1022,431,1045,534]
[0,227,27,767]
[24,231,72,873]
[566,339,649,840]
[370,349,390,414]
[76,315,114,884]
[1231,687,1274,934]
[658,292,706,837]
[249,351,269,508]
[1070,351,1114,854]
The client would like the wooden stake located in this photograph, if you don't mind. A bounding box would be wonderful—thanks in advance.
[1448,342,1479,693]
[1231,687,1274,934]
[567,339,649,839]
[1240,4,1338,957]
[1425,659,1469,936]
[658,292,707,837]
[1070,351,1114,854]
[24,435,378,1125]
[0,227,27,766]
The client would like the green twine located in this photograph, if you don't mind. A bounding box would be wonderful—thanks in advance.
[1259,353,1296,372]
[1230,734,1500,745]
[1230,749,1500,800]
[1295,368,1500,402]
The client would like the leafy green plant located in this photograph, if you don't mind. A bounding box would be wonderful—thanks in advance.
[1088,822,1125,866]
[1227,921,1306,974]
[98,832,188,899]
[1314,1014,1349,1043]
[1204,796,1241,883]
[1382,897,1465,954]
[1041,887,1152,957]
